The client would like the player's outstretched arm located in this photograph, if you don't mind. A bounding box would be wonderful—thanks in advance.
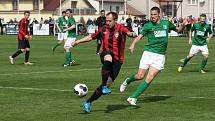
[188,30,193,45]
[175,18,187,33]
[207,34,213,43]
[63,24,75,32]
[127,32,137,38]
[72,35,93,47]
[129,34,143,53]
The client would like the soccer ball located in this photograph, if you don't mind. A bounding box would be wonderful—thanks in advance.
[74,83,88,97]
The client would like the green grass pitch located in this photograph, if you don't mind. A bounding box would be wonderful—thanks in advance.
[0,35,215,121]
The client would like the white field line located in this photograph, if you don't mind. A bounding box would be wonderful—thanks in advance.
[1,61,215,76]
[0,86,215,100]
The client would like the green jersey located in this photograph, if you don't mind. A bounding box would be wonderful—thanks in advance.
[67,16,76,38]
[191,22,212,46]
[140,20,176,55]
[58,16,67,31]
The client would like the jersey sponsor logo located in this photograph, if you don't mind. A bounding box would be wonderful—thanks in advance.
[154,30,166,37]
[196,30,205,36]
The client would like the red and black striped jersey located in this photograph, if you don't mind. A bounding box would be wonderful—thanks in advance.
[18,18,30,40]
[91,24,130,63]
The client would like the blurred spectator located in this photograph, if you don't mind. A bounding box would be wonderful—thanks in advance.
[14,18,18,23]
[95,10,106,54]
[48,17,55,35]
[39,17,44,29]
[86,18,94,26]
[8,19,14,24]
[126,15,132,31]
[32,18,39,24]
[119,16,126,25]
[0,18,3,35]
[40,17,44,24]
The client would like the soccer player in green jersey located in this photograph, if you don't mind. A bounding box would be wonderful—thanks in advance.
[119,7,187,105]
[62,9,76,67]
[52,11,67,53]
[178,14,213,74]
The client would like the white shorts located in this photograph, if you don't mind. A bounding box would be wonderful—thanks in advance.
[189,45,209,55]
[139,51,165,70]
[58,32,68,41]
[64,37,76,48]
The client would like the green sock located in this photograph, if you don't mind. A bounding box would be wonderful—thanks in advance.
[53,43,61,51]
[69,52,73,62]
[181,57,191,67]
[126,74,136,84]
[64,52,70,65]
[200,58,207,70]
[130,80,149,98]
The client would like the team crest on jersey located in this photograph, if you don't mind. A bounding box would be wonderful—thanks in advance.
[204,28,206,31]
[115,32,119,38]
[163,25,167,29]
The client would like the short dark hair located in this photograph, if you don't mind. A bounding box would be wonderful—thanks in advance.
[100,10,105,13]
[200,13,206,18]
[66,9,72,13]
[24,11,30,15]
[151,7,160,14]
[62,11,66,14]
[106,11,118,21]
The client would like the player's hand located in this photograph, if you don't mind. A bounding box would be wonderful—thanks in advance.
[25,35,29,39]
[132,32,137,37]
[206,38,210,43]
[129,44,135,54]
[71,41,78,47]
[28,35,32,40]
[62,29,67,32]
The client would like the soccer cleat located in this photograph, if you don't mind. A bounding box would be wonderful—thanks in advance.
[83,100,91,113]
[101,86,111,94]
[24,62,33,65]
[52,47,55,53]
[120,78,129,92]
[69,60,75,66]
[179,58,185,63]
[127,97,137,106]
[178,66,183,72]
[9,56,14,64]
[63,64,69,67]
[200,69,206,74]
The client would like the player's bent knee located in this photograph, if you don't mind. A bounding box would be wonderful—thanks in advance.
[104,55,112,62]
[21,49,26,52]
[136,74,144,80]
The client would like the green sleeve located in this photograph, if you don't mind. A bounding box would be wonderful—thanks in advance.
[69,17,76,26]
[140,24,148,36]
[58,17,63,30]
[168,21,176,31]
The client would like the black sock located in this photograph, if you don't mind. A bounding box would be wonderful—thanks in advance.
[12,50,23,58]
[25,51,30,62]
[87,86,102,103]
[101,61,112,86]
[96,43,101,53]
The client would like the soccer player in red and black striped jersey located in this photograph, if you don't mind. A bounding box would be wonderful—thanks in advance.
[72,11,137,113]
[9,11,33,65]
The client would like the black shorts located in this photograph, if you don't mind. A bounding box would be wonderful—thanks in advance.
[18,37,30,49]
[100,51,122,81]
